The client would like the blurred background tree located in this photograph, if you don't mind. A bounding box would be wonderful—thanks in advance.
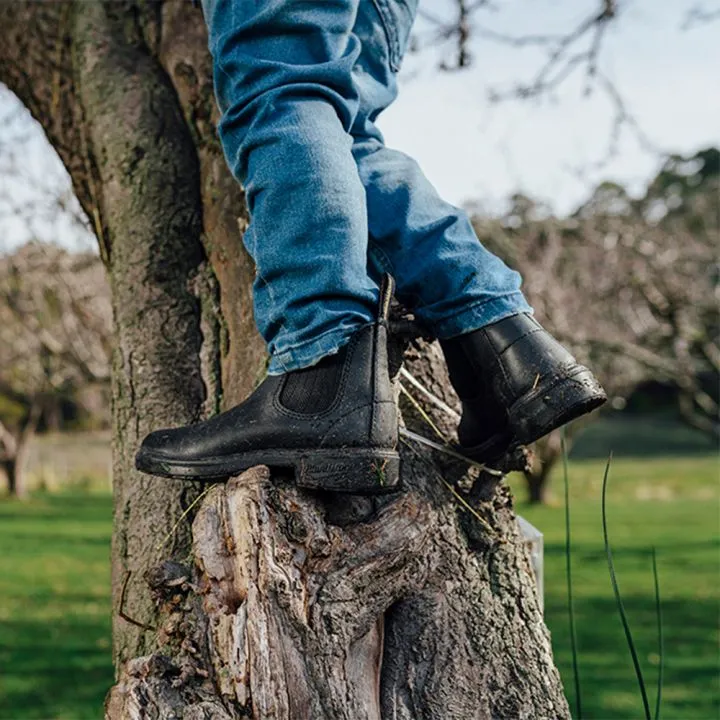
[472,147,719,502]
[0,243,111,496]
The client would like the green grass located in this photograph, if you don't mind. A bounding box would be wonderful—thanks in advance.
[0,492,113,720]
[0,418,717,719]
[508,450,719,719]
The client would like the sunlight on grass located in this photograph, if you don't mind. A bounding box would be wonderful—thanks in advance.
[0,492,113,720]
[0,420,717,719]
[508,453,719,720]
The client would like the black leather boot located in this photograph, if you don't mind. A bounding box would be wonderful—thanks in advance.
[135,278,400,493]
[441,313,606,462]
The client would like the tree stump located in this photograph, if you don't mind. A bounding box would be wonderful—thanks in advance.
[106,345,569,720]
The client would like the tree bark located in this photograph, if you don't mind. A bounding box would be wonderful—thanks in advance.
[105,343,568,718]
[0,3,570,717]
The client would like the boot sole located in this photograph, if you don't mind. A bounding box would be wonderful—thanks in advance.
[461,366,606,463]
[135,446,401,495]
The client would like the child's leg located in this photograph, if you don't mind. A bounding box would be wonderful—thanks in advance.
[349,2,604,461]
[350,0,532,338]
[202,0,377,373]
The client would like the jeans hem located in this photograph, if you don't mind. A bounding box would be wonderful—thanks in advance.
[426,292,533,340]
[268,321,372,375]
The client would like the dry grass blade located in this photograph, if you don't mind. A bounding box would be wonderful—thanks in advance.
[156,484,215,551]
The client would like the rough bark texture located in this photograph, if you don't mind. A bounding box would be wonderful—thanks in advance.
[156,0,265,406]
[0,2,569,717]
[1,0,265,664]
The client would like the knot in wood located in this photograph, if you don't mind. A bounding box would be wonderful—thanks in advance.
[285,512,308,543]
[126,653,180,680]
[145,560,191,601]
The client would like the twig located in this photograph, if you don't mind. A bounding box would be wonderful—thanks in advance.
[118,570,156,632]
[682,5,720,30]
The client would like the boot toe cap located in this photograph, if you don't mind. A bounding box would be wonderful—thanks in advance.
[136,427,198,471]
[140,428,180,454]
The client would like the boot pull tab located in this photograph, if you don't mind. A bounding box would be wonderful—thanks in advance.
[379,274,395,325]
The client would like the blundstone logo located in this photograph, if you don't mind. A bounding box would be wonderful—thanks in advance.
[310,462,349,475]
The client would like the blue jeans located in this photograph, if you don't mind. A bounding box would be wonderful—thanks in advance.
[202,0,532,374]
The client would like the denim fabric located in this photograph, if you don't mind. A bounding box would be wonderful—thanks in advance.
[202,0,532,374]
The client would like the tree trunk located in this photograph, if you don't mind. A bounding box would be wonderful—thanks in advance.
[0,3,570,716]
[7,443,32,499]
[2,459,19,497]
[522,429,569,505]
[105,342,569,718]
[2,440,32,499]
[525,467,550,505]
[0,400,41,498]
[44,396,63,434]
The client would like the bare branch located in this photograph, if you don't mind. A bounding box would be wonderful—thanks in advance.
[0,243,112,404]
[683,3,720,29]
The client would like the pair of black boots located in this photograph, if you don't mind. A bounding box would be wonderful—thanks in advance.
[136,278,606,493]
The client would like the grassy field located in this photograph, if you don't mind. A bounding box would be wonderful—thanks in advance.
[0,493,113,720]
[0,417,717,719]
[506,416,718,719]
[508,454,719,719]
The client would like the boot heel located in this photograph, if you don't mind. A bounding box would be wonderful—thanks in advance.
[295,450,401,494]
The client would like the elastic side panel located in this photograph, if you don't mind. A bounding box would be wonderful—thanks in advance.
[279,346,347,414]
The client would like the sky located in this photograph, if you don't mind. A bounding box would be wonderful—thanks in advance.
[380,0,720,214]
[0,0,718,252]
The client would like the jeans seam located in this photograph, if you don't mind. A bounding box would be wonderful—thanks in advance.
[370,0,402,71]
[426,292,530,337]
[270,321,373,373]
